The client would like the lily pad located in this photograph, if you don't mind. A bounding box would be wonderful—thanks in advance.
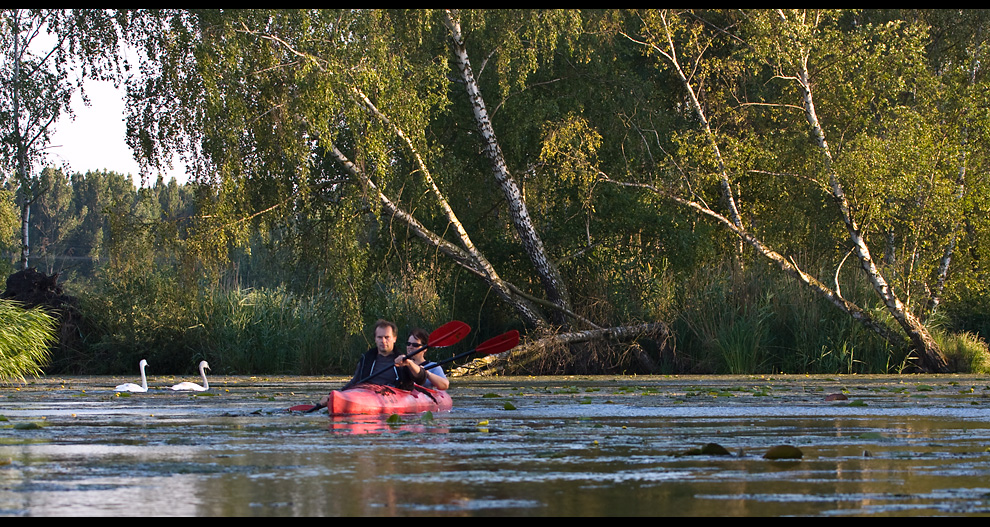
[700,443,732,456]
[763,445,803,460]
[14,422,44,430]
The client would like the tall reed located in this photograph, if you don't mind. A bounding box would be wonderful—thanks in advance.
[77,271,359,374]
[672,261,910,374]
[192,286,352,374]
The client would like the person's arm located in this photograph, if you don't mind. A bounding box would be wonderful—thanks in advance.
[339,352,368,391]
[396,356,429,385]
[425,365,449,390]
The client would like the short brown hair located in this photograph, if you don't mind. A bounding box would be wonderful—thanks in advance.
[373,319,397,337]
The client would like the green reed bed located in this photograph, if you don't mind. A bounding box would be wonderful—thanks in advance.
[672,263,918,374]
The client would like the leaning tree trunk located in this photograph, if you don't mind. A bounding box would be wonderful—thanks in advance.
[329,145,547,329]
[450,322,669,377]
[794,49,949,373]
[615,11,950,373]
[443,10,573,328]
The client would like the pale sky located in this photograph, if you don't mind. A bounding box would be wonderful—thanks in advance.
[47,78,189,186]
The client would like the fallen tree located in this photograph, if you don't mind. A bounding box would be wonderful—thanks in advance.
[450,322,672,376]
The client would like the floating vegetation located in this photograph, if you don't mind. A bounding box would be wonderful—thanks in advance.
[678,443,733,456]
[763,445,803,460]
[13,422,44,430]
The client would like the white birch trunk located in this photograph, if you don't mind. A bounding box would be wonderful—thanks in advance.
[928,44,981,317]
[443,10,572,326]
[794,52,948,373]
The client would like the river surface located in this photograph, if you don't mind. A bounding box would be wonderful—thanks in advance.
[3,373,990,516]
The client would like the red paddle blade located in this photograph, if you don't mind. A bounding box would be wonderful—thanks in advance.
[288,404,319,412]
[475,330,520,355]
[428,320,471,348]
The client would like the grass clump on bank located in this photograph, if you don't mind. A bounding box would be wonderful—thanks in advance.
[0,299,57,384]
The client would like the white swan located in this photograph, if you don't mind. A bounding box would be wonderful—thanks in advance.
[114,359,150,392]
[170,360,210,391]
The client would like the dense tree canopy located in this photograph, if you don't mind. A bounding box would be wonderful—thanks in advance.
[4,9,989,375]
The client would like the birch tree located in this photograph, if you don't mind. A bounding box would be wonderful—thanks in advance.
[123,9,667,368]
[0,9,124,270]
[607,9,957,372]
[913,9,990,320]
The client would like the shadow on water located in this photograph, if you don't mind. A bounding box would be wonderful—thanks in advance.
[3,374,990,516]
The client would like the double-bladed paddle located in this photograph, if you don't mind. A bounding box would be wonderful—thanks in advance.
[287,320,470,413]
[287,328,520,413]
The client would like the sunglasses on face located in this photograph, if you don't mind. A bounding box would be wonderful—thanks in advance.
[407,341,422,347]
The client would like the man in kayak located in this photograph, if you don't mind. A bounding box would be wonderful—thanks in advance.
[396,327,449,390]
[335,319,427,393]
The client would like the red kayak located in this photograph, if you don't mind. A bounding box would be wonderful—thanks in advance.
[326,384,452,415]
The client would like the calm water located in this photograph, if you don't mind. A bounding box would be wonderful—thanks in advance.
[3,373,990,516]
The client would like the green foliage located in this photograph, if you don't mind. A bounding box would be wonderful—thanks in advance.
[0,299,56,384]
[77,270,198,373]
[8,9,989,376]
[79,270,359,375]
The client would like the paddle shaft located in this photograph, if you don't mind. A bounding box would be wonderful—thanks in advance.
[420,347,488,371]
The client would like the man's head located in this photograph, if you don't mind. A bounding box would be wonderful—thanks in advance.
[373,319,398,355]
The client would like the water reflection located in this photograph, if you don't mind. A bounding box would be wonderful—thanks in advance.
[3,374,990,515]
[327,415,450,435]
